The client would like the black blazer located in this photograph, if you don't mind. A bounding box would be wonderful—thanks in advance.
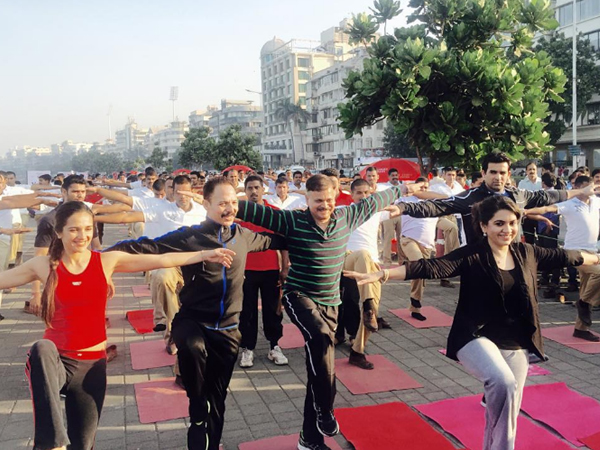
[404,241,583,360]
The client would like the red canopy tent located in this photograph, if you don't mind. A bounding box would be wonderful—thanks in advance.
[359,158,421,183]
[223,165,253,173]
[172,168,191,175]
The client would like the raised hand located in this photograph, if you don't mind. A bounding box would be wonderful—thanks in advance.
[202,248,236,268]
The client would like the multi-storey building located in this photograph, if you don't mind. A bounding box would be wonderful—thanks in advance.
[146,121,188,156]
[207,99,262,143]
[259,20,357,168]
[305,50,386,170]
[552,0,600,166]
[115,119,148,152]
[189,108,216,129]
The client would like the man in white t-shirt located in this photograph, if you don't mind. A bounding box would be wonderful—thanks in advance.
[379,168,403,264]
[525,175,600,342]
[365,166,388,193]
[288,170,306,192]
[264,178,307,210]
[95,175,207,352]
[342,178,401,370]
[399,178,439,321]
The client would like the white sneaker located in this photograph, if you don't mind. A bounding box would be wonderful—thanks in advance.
[239,348,254,368]
[268,345,289,365]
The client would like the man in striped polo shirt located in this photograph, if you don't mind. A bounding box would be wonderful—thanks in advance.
[236,174,414,450]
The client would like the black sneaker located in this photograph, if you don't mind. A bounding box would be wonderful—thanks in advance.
[315,408,339,437]
[0,313,4,321]
[573,329,600,342]
[187,421,207,450]
[153,323,167,332]
[298,434,332,450]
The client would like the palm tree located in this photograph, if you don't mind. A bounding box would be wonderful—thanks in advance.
[275,98,310,164]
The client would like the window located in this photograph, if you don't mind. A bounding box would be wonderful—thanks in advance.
[298,97,306,106]
[298,83,307,93]
[365,138,373,148]
[557,3,573,26]
[580,0,600,20]
[376,121,384,130]
[298,57,310,68]
[274,64,278,74]
[298,71,310,80]
[286,59,290,70]
[584,29,600,52]
[587,102,600,125]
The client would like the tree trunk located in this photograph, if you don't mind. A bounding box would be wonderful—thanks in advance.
[289,120,295,163]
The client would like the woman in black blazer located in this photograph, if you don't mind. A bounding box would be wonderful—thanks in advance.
[345,195,600,450]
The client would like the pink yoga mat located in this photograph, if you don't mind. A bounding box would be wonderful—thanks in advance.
[390,306,453,328]
[238,433,341,450]
[134,378,188,423]
[335,355,422,395]
[580,431,600,450]
[542,325,600,354]
[131,285,151,297]
[279,323,304,349]
[130,339,176,370]
[337,402,455,450]
[416,395,573,450]
[521,382,600,447]
[126,309,154,334]
[438,349,551,377]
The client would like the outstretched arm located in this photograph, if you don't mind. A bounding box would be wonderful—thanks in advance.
[0,256,46,290]
[236,201,290,234]
[524,205,558,216]
[91,203,132,215]
[88,187,133,207]
[94,211,144,224]
[0,192,60,210]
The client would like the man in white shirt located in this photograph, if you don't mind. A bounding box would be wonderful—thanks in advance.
[342,178,401,369]
[525,175,600,342]
[288,170,306,192]
[518,162,543,245]
[380,168,403,264]
[264,178,307,210]
[94,175,207,351]
[399,178,439,321]
[365,166,388,193]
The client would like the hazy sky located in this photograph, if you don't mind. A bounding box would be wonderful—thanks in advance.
[0,1,409,153]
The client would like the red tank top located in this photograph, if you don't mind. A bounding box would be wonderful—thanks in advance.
[43,251,109,351]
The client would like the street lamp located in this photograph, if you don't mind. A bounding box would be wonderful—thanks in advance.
[571,0,579,169]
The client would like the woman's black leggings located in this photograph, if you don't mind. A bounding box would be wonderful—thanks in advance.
[25,339,107,450]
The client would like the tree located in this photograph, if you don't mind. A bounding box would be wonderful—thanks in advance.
[370,0,402,35]
[383,123,417,158]
[275,98,310,163]
[179,127,216,169]
[146,145,169,170]
[213,125,262,171]
[339,0,566,173]
[347,12,380,47]
[535,33,600,145]
[71,150,123,174]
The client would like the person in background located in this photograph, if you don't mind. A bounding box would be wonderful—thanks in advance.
[471,171,484,188]
[381,168,403,265]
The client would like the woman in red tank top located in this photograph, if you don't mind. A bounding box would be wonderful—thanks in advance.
[0,202,235,450]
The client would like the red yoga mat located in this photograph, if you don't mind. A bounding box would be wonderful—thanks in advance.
[278,323,304,349]
[542,325,600,354]
[335,355,422,395]
[126,309,155,334]
[336,402,455,450]
[521,382,600,447]
[390,306,453,328]
[130,339,176,370]
[134,378,188,423]
[581,431,600,450]
[131,285,151,297]
[238,433,342,450]
[416,395,573,450]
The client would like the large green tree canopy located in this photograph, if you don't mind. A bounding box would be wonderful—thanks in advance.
[339,0,566,173]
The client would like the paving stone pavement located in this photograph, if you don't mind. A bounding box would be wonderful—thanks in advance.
[0,223,599,449]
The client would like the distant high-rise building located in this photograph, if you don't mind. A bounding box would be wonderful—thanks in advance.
[147,121,188,156]
[189,107,217,129]
[115,119,148,152]
[208,99,262,143]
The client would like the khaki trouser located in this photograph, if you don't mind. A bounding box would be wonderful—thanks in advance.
[343,250,382,355]
[437,216,459,255]
[400,237,433,310]
[0,240,11,307]
[382,216,402,264]
[150,267,183,343]
[575,251,600,331]
[131,222,145,239]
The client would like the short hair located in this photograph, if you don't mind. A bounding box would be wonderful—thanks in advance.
[244,174,264,187]
[126,174,138,183]
[574,175,591,188]
[145,167,157,177]
[203,176,234,200]
[320,168,339,178]
[591,168,600,177]
[190,171,201,177]
[275,177,288,186]
[482,152,512,172]
[152,179,166,191]
[173,175,192,189]
[277,172,286,179]
[352,173,362,179]
[577,166,590,175]
[568,171,580,182]
[306,174,335,192]
[542,162,555,173]
[525,161,537,170]
[6,171,15,177]
[365,166,377,174]
[442,166,456,173]
[293,171,303,177]
[541,172,556,188]
[471,171,483,183]
[350,179,370,192]
[388,168,398,176]
[430,168,439,177]
[415,176,428,183]
[61,175,86,191]
[39,174,52,182]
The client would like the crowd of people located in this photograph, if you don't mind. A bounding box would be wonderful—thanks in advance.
[0,152,598,450]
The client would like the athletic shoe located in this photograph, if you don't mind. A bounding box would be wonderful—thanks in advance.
[298,434,332,450]
[153,323,167,332]
[239,348,254,368]
[268,346,288,365]
[315,408,339,437]
[573,329,600,342]
[187,421,208,450]
[0,313,4,321]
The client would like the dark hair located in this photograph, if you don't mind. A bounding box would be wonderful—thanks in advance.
[6,171,15,177]
[574,175,591,188]
[471,196,521,240]
[126,174,138,183]
[471,171,483,183]
[365,166,377,174]
[320,168,339,178]
[278,172,286,179]
[591,168,600,178]
[152,179,166,191]
[244,174,264,187]
[568,171,580,182]
[41,202,95,327]
[541,172,556,189]
[430,168,439,177]
[525,161,537,170]
[39,174,52,182]
[145,167,157,177]
[306,174,335,192]
[353,173,362,179]
[542,162,555,173]
[350,178,370,192]
[190,171,201,177]
[61,174,86,192]
[388,168,398,176]
[415,176,428,183]
[482,152,512,172]
[53,179,63,186]
[442,166,456,173]
[275,177,288,186]
[173,175,192,189]
[203,176,234,200]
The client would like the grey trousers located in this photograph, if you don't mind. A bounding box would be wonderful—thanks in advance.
[457,337,529,450]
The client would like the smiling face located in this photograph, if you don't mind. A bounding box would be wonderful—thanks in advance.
[203,183,238,226]
[306,187,336,223]
[365,169,379,187]
[57,211,94,254]
[480,209,519,247]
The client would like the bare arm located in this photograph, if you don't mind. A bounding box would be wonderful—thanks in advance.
[0,256,46,290]
[100,179,132,189]
[91,203,132,214]
[524,205,558,216]
[94,211,144,224]
[344,265,407,285]
[88,187,133,207]
[0,192,60,210]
